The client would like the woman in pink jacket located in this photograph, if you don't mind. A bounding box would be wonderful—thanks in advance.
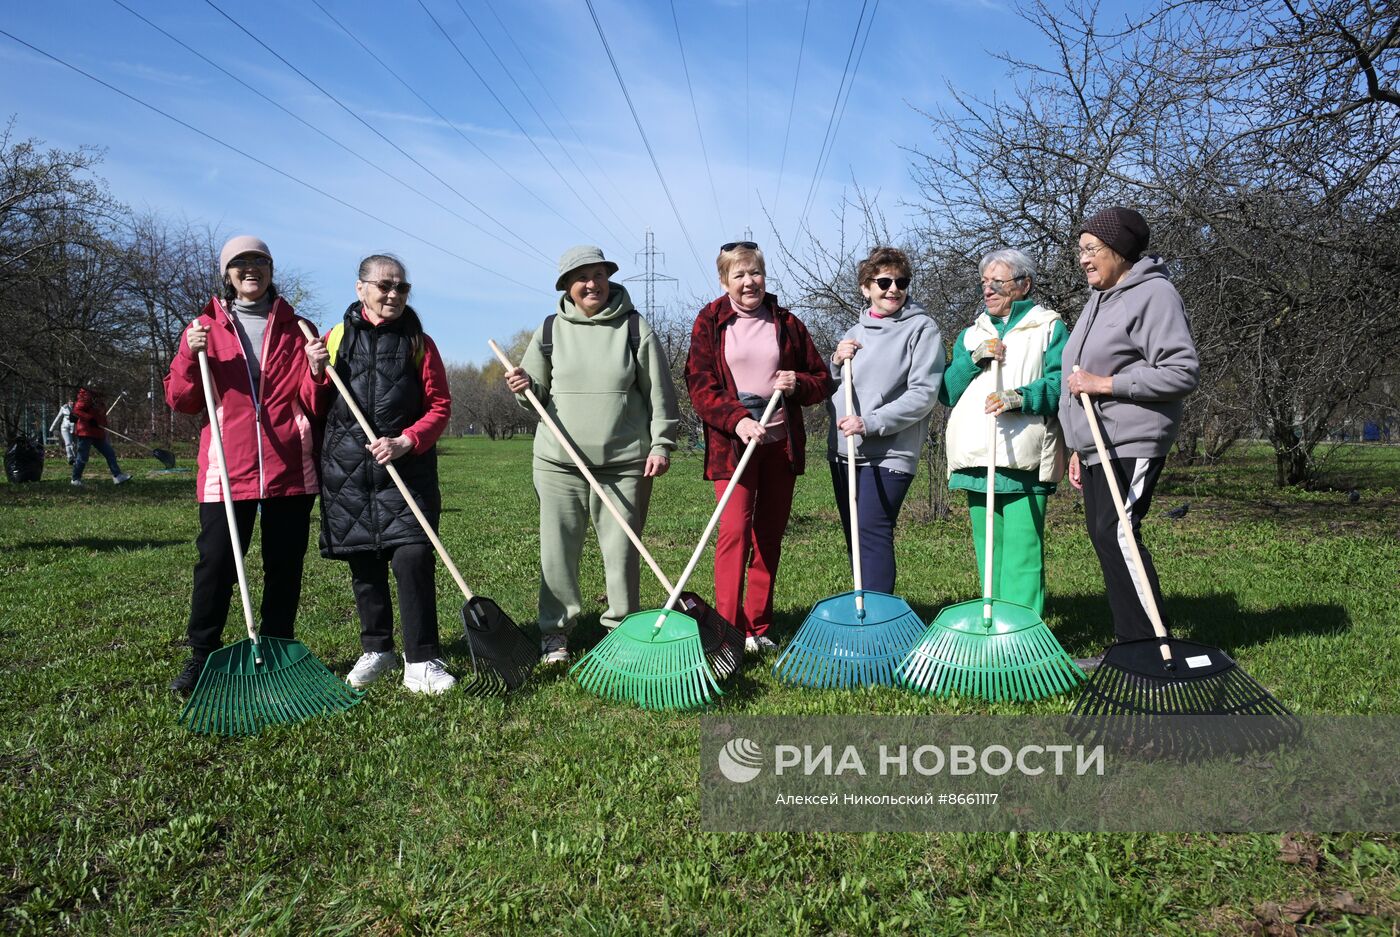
[163,236,329,696]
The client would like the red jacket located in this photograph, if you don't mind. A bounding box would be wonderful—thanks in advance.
[164,296,324,503]
[72,387,108,438]
[685,294,834,480]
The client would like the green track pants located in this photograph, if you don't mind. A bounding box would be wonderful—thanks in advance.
[966,491,1048,616]
[534,463,652,635]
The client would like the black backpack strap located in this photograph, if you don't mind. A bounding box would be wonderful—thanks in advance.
[540,313,557,359]
[628,310,640,365]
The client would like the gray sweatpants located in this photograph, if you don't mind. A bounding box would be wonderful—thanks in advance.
[533,462,652,635]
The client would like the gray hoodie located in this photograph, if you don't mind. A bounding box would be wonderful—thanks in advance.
[1058,254,1200,465]
[826,302,945,474]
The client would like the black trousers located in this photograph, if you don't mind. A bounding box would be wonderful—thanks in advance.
[1080,456,1167,642]
[186,494,315,655]
[347,543,441,663]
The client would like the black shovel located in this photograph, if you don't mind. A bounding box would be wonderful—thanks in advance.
[299,321,536,695]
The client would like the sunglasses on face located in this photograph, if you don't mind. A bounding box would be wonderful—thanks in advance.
[229,255,271,269]
[982,275,1026,294]
[720,241,758,252]
[872,276,910,291]
[360,279,411,296]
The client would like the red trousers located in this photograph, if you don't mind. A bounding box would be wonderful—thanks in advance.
[711,441,796,637]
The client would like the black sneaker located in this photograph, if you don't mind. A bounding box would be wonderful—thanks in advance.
[170,656,206,696]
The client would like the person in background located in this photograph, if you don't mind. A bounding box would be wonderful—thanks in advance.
[941,248,1066,616]
[317,254,455,695]
[828,246,945,593]
[504,245,680,663]
[164,236,326,696]
[685,241,833,654]
[1059,208,1200,666]
[70,386,130,487]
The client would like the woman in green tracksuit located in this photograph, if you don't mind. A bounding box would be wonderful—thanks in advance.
[503,245,680,664]
[941,248,1067,616]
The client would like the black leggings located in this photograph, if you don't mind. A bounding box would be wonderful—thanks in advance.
[185,495,315,655]
[347,543,441,663]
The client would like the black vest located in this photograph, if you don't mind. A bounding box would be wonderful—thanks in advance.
[319,303,439,557]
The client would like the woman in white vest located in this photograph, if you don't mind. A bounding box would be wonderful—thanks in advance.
[940,248,1066,615]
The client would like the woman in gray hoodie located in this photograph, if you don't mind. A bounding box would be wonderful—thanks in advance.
[1059,208,1199,651]
[828,246,945,593]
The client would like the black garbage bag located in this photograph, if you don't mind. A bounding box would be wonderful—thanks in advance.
[5,434,44,483]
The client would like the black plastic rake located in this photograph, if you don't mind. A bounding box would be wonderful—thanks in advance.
[1067,372,1294,727]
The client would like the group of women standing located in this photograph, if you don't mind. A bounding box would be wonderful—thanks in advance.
[165,205,1198,696]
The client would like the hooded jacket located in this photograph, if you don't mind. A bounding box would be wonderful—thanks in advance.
[316,303,449,557]
[826,302,946,475]
[1057,254,1200,465]
[72,388,108,439]
[164,295,322,502]
[685,293,834,480]
[516,284,680,473]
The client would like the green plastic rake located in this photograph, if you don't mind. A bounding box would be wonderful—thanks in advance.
[179,345,361,736]
[572,390,786,709]
[899,359,1082,701]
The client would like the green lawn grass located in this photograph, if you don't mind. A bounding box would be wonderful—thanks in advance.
[3,439,1398,934]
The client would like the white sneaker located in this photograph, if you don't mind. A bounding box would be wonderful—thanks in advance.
[70,479,83,487]
[541,634,568,664]
[403,658,456,694]
[113,473,132,485]
[346,650,398,688]
[745,635,778,654]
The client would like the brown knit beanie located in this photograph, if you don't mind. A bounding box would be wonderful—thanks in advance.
[1078,208,1150,261]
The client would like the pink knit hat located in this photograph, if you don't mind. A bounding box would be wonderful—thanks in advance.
[218,235,273,273]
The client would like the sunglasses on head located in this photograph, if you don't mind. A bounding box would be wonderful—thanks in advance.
[229,255,271,268]
[720,241,758,252]
[872,276,910,291]
[360,279,411,296]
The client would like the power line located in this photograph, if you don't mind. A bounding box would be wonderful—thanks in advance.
[414,0,627,248]
[450,0,634,240]
[0,27,544,287]
[201,0,550,264]
[309,0,592,243]
[480,0,647,230]
[773,0,813,215]
[797,0,875,233]
[808,0,881,226]
[582,0,708,282]
[669,0,725,234]
[109,0,545,266]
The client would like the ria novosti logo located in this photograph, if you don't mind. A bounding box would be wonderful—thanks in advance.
[717,737,763,783]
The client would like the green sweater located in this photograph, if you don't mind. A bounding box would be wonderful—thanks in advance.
[517,284,680,474]
[941,300,1067,494]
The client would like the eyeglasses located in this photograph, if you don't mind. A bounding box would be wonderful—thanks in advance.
[981,275,1026,294]
[1077,243,1106,258]
[229,255,270,268]
[720,241,758,252]
[360,279,411,296]
[871,276,911,291]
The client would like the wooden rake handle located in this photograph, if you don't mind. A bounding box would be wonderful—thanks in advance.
[195,342,259,655]
[843,361,865,617]
[649,389,786,631]
[297,320,476,602]
[983,359,1000,625]
[489,340,677,595]
[1074,367,1173,661]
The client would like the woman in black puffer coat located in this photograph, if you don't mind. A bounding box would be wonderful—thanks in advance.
[316,253,455,695]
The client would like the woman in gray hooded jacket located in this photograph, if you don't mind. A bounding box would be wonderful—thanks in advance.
[828,246,945,594]
[1060,208,1199,651]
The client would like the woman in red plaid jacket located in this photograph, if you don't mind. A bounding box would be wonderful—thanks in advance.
[684,241,834,653]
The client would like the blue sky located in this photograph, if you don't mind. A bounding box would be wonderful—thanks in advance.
[4,0,1055,363]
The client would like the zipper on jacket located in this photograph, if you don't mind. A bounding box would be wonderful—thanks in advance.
[367,328,380,550]
[225,298,268,501]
